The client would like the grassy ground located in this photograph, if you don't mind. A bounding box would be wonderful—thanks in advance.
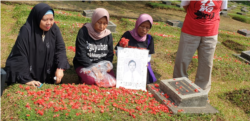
[1,2,250,121]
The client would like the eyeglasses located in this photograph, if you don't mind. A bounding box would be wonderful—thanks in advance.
[139,26,150,30]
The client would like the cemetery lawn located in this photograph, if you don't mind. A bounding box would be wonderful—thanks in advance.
[1,2,250,121]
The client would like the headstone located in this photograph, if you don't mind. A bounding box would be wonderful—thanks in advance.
[237,29,250,37]
[225,8,231,11]
[241,50,250,61]
[162,1,171,5]
[176,4,181,8]
[107,21,116,32]
[241,7,248,12]
[166,20,183,28]
[231,5,237,9]
[148,77,219,114]
[236,12,246,15]
[220,11,227,16]
[82,9,95,18]
[1,68,7,96]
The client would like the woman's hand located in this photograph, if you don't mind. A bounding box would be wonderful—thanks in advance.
[55,68,64,84]
[92,67,104,79]
[26,80,41,87]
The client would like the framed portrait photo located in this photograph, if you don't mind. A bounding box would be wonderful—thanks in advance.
[116,47,149,91]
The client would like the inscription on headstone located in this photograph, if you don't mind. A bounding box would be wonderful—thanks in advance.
[166,20,183,28]
[1,68,7,96]
[169,80,199,95]
[237,29,250,37]
[82,9,95,18]
[162,1,171,5]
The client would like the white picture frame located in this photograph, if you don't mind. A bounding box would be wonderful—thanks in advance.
[116,47,149,91]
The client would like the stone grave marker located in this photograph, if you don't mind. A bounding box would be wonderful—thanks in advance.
[231,5,237,9]
[233,50,250,64]
[166,20,183,28]
[82,9,95,18]
[241,7,248,13]
[148,77,219,114]
[107,21,116,32]
[162,1,171,5]
[241,50,250,61]
[220,11,227,16]
[237,29,250,37]
[236,12,246,15]
[176,4,181,8]
[1,68,7,96]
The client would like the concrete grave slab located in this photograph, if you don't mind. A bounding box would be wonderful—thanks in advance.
[159,77,207,107]
[236,12,246,15]
[166,20,183,28]
[237,29,250,37]
[147,79,219,114]
[1,68,7,96]
[162,1,171,5]
[241,50,250,61]
[231,5,237,9]
[220,11,227,16]
[107,21,116,33]
[241,7,248,12]
[82,9,95,18]
[176,4,181,8]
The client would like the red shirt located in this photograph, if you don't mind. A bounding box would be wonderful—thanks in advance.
[182,0,223,36]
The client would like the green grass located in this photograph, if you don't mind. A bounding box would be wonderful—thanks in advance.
[228,13,250,24]
[1,2,250,121]
[146,2,184,11]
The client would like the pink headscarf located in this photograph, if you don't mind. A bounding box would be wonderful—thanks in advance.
[129,14,153,42]
[84,8,111,40]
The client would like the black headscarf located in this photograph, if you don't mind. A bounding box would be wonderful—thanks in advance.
[5,3,70,85]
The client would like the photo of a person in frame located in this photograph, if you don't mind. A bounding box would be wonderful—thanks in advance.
[123,60,142,87]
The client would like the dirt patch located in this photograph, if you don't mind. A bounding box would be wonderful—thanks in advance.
[222,40,246,52]
[219,88,250,117]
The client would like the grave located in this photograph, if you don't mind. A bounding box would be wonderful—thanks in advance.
[231,5,237,9]
[166,20,183,28]
[237,29,250,37]
[236,12,246,15]
[1,68,7,96]
[241,51,250,61]
[241,7,248,13]
[176,4,181,8]
[233,50,250,64]
[148,77,219,114]
[82,9,95,18]
[162,1,171,5]
[220,11,227,16]
[106,21,116,32]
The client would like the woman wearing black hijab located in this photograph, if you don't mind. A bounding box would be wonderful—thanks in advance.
[5,3,70,87]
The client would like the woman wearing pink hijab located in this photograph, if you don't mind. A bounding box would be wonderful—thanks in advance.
[115,13,157,84]
[73,8,115,85]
